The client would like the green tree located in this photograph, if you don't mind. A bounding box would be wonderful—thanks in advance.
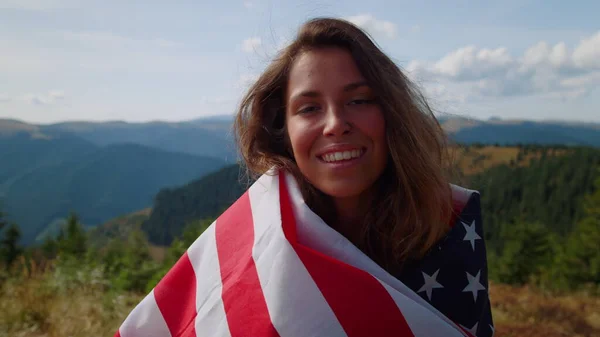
[41,236,59,259]
[103,227,160,293]
[1,224,23,271]
[471,147,600,251]
[0,209,6,231]
[58,212,87,257]
[556,172,600,290]
[496,221,555,285]
[142,164,247,245]
[145,217,214,292]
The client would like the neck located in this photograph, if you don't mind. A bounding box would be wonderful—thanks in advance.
[332,195,369,244]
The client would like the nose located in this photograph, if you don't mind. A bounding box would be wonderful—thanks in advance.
[322,104,350,137]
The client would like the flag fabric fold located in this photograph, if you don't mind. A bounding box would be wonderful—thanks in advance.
[115,169,480,337]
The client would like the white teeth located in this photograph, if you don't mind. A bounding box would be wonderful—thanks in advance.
[321,149,363,163]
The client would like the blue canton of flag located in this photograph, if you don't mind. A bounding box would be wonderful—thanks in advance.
[394,190,495,337]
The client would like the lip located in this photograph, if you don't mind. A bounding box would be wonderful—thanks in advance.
[315,144,366,157]
[315,144,367,169]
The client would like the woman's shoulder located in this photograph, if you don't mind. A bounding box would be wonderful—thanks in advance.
[449,183,481,228]
[394,184,493,335]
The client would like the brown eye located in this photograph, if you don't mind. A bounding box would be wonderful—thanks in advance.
[298,105,320,114]
[349,98,375,105]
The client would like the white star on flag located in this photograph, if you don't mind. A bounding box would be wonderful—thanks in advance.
[417,269,444,301]
[460,322,478,337]
[461,220,481,251]
[462,270,486,302]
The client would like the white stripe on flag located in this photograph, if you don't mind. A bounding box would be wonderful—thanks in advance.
[187,222,232,337]
[377,280,467,337]
[248,174,348,337]
[118,290,172,337]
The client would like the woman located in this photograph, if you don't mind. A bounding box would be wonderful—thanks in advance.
[115,18,493,337]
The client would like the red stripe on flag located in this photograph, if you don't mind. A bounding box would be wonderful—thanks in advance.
[114,330,121,337]
[154,252,198,337]
[215,191,280,337]
[279,175,298,244]
[449,198,467,228]
[279,173,416,337]
[458,325,476,337]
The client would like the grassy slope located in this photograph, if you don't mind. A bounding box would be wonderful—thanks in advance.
[1,269,598,337]
[490,282,600,337]
[451,145,567,176]
[88,208,168,262]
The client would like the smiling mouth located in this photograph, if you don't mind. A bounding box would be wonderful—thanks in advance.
[319,148,365,163]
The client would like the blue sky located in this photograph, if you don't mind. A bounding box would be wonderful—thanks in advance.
[1,0,599,124]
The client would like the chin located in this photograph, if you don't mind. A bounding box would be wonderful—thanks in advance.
[316,181,370,200]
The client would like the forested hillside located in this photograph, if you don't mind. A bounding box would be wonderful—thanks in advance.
[141,145,600,259]
[0,133,227,244]
[469,146,600,248]
[142,165,250,245]
[0,132,96,189]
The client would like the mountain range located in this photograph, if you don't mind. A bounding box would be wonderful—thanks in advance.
[438,115,600,146]
[0,122,228,244]
[1,115,599,244]
[0,115,236,161]
[4,114,600,151]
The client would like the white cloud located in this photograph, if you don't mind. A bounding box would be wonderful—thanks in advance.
[433,46,513,80]
[410,25,421,34]
[572,31,600,69]
[17,90,66,105]
[424,83,469,106]
[520,41,570,70]
[561,72,600,88]
[0,93,11,102]
[243,1,254,9]
[345,14,397,39]
[408,30,600,100]
[242,37,262,53]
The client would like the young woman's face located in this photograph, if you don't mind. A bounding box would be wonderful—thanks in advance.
[285,47,388,203]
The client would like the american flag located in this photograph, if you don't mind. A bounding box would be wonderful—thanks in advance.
[394,184,495,337]
[114,170,492,337]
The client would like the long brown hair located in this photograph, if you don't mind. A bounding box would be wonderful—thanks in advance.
[233,17,453,271]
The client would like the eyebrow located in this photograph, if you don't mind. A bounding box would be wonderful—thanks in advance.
[291,81,370,100]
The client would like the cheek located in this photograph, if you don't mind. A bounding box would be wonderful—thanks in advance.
[376,114,387,149]
[286,118,315,160]
[359,108,387,149]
